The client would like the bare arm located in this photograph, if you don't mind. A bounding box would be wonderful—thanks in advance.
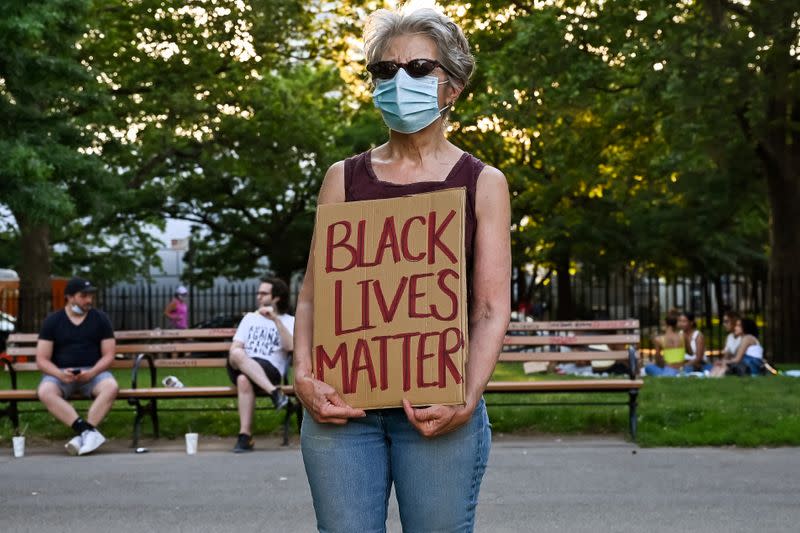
[261,307,294,351]
[163,301,177,319]
[461,167,512,409]
[229,339,246,359]
[404,166,512,437]
[80,338,115,381]
[654,335,665,367]
[730,335,755,364]
[36,339,75,382]
[293,161,366,424]
[690,333,706,368]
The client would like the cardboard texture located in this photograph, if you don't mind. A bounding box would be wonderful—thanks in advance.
[312,188,468,409]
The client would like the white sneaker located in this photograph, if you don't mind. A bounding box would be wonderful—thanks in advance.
[78,429,106,456]
[65,435,83,456]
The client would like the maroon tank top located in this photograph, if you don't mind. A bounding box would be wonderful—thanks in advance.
[344,149,484,300]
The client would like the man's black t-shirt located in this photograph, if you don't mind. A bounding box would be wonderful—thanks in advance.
[38,309,115,368]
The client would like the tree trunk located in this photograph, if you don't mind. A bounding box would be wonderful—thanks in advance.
[16,215,52,332]
[765,172,800,363]
[555,252,574,320]
[515,265,528,312]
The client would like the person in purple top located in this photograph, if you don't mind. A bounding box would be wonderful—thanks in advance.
[163,285,189,329]
[293,6,511,532]
[36,276,119,456]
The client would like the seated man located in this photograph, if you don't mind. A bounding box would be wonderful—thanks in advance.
[227,277,294,453]
[36,277,119,456]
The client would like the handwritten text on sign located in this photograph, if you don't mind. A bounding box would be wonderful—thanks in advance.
[312,189,468,408]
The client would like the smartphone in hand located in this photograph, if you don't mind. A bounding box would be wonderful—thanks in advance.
[71,368,82,375]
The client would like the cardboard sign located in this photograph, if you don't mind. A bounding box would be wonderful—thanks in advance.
[312,188,468,409]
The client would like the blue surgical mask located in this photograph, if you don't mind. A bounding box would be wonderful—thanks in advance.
[70,304,85,316]
[372,68,450,134]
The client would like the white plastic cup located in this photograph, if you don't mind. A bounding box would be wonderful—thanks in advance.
[185,433,198,455]
[12,436,25,458]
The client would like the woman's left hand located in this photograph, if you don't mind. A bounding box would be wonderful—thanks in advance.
[402,399,473,438]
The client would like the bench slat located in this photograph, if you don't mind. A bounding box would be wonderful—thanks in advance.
[503,334,639,346]
[7,342,231,357]
[8,328,238,344]
[486,380,643,392]
[3,358,231,373]
[0,385,297,401]
[499,350,629,362]
[507,320,639,331]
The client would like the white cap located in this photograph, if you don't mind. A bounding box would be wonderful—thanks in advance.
[175,285,188,295]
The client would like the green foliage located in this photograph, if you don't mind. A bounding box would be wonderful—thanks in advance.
[79,0,376,282]
[452,0,773,279]
[0,0,163,286]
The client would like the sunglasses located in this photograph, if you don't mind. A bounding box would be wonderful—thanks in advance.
[366,58,450,80]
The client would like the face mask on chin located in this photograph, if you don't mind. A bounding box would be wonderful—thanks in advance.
[70,304,86,316]
[372,68,451,134]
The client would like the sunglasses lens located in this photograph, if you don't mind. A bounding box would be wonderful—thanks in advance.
[406,59,438,78]
[368,62,398,79]
[368,59,440,79]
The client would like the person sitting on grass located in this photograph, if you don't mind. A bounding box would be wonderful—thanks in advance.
[717,318,764,377]
[645,310,684,377]
[719,310,741,361]
[680,311,711,373]
[36,277,119,456]
[227,277,293,453]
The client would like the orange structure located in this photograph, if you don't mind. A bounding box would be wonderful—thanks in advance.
[0,273,69,318]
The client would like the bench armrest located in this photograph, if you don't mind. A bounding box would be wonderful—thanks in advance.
[130,354,157,390]
[627,346,638,380]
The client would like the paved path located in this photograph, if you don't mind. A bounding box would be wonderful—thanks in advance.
[1,435,798,532]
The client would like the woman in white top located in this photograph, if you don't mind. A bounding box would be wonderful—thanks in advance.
[679,311,710,373]
[720,310,742,359]
[725,318,764,376]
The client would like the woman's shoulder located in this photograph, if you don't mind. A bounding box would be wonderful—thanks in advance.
[741,334,758,346]
[475,162,508,207]
[319,160,348,204]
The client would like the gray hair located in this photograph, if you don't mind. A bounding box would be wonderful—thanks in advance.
[364,8,475,91]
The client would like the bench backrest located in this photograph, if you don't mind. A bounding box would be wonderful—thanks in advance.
[5,328,236,359]
[501,319,640,364]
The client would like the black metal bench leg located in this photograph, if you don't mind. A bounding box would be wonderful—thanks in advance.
[131,400,145,449]
[282,400,302,446]
[0,401,20,433]
[151,399,159,438]
[130,398,159,448]
[10,400,19,431]
[628,389,639,442]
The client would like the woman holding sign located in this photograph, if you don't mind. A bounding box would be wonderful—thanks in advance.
[294,5,511,532]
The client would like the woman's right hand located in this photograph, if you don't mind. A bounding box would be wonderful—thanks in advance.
[295,374,366,424]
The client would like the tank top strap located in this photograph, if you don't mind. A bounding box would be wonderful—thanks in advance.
[344,151,371,201]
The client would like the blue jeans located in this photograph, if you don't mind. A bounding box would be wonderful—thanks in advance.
[644,364,679,377]
[301,399,491,533]
[684,362,712,373]
[741,355,764,376]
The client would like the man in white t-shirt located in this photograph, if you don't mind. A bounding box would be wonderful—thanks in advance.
[227,277,295,453]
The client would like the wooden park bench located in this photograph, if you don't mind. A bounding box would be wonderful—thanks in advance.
[489,319,643,440]
[2,320,644,446]
[0,329,300,447]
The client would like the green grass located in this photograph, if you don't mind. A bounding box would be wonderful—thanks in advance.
[486,362,800,447]
[3,363,800,448]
